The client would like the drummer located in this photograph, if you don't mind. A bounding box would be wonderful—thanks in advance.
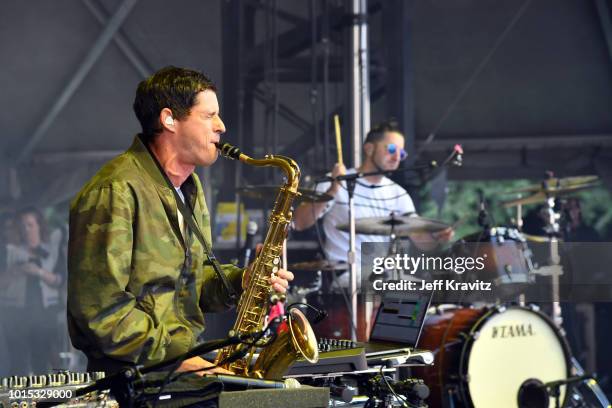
[293,120,453,287]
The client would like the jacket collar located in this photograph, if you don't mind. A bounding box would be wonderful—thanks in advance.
[127,134,172,189]
[127,134,198,204]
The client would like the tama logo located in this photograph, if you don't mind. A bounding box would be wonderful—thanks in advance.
[491,324,534,338]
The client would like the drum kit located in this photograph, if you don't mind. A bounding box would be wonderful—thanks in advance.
[237,174,610,407]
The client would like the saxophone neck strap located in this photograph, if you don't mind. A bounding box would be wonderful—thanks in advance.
[175,194,239,304]
[143,137,239,304]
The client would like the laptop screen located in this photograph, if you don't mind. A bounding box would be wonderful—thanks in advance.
[368,291,433,348]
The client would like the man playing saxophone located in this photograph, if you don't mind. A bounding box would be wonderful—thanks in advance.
[67,66,293,375]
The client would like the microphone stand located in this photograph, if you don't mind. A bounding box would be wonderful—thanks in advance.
[544,374,594,408]
[314,163,436,185]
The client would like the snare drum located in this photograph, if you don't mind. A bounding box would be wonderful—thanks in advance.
[415,305,571,408]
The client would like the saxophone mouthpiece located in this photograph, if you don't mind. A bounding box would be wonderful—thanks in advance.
[216,142,242,160]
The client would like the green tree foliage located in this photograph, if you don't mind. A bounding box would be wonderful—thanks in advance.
[419,180,612,240]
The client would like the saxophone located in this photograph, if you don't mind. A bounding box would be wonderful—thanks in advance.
[214,142,319,380]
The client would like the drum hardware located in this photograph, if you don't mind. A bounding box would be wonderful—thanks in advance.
[445,385,460,408]
[566,357,611,408]
[290,270,323,302]
[547,375,596,408]
[495,304,508,313]
[527,303,541,313]
[517,372,605,408]
[464,330,478,341]
[448,372,469,383]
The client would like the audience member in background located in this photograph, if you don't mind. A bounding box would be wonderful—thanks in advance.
[0,207,62,374]
[0,211,17,376]
[562,197,601,242]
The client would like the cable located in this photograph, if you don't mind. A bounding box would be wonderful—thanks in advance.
[378,365,410,408]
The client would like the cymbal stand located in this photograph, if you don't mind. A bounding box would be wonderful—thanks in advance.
[515,195,525,306]
[387,212,400,281]
[543,188,563,327]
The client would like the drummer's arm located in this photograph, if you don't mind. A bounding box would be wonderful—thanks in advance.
[294,163,346,231]
[294,200,331,231]
[409,227,454,251]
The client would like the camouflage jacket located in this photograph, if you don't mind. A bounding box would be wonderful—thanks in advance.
[67,135,243,372]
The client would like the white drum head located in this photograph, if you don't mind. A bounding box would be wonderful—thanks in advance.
[465,307,568,407]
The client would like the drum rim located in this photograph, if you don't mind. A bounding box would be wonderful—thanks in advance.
[456,304,573,407]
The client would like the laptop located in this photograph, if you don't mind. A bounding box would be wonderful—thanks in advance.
[364,291,433,359]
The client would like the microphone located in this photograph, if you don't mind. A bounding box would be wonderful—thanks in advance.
[213,375,301,390]
[312,308,328,324]
[242,221,258,267]
[452,144,463,167]
[330,384,357,403]
[286,302,328,324]
[393,379,430,400]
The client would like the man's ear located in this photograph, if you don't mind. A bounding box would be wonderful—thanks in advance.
[160,108,175,131]
[363,142,374,157]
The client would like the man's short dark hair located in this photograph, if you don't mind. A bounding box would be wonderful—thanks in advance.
[364,119,403,145]
[133,66,217,144]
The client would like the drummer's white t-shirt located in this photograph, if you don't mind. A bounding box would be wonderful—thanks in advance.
[314,168,416,286]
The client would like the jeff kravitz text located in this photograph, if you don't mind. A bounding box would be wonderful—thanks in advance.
[372,279,492,291]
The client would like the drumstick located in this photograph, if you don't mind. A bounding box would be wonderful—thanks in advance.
[334,114,343,166]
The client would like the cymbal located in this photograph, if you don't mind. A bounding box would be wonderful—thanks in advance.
[336,214,451,237]
[288,260,348,272]
[501,176,599,207]
[237,185,332,202]
[501,175,599,207]
[502,183,599,207]
[503,175,599,195]
[522,233,564,243]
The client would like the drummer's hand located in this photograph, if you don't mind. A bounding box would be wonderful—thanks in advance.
[432,227,454,243]
[327,162,346,196]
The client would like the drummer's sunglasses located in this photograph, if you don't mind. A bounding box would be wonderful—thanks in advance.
[385,143,407,161]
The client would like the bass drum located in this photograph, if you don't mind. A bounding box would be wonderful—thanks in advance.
[415,305,571,408]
